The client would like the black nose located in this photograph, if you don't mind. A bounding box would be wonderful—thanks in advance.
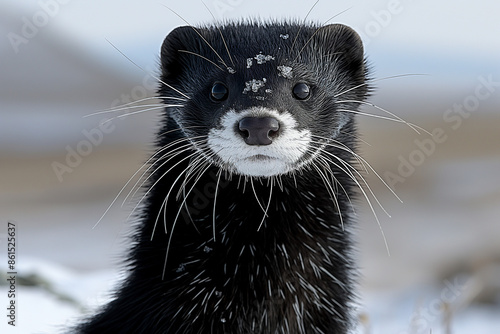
[238,117,280,146]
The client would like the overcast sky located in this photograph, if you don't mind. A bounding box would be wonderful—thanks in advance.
[4,0,499,69]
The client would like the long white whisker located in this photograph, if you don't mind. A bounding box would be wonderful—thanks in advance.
[337,100,430,135]
[178,50,224,71]
[156,156,208,239]
[309,136,368,172]
[311,135,402,203]
[257,176,273,231]
[294,7,352,62]
[176,146,220,200]
[310,162,345,230]
[291,0,320,51]
[334,73,428,99]
[250,177,267,214]
[201,0,235,67]
[337,108,417,127]
[127,150,202,223]
[124,137,207,207]
[83,96,185,118]
[87,103,164,117]
[318,146,392,218]
[105,38,190,99]
[116,105,172,119]
[99,105,182,125]
[163,163,213,279]
[213,169,222,241]
[162,5,229,69]
[92,130,202,229]
[312,148,392,255]
[152,156,207,240]
[313,153,357,217]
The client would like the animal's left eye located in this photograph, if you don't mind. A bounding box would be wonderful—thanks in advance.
[292,83,311,100]
[211,82,229,101]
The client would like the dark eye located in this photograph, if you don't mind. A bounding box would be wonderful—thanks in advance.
[211,82,228,101]
[292,83,311,100]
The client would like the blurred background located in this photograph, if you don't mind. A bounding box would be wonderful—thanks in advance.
[1,0,499,333]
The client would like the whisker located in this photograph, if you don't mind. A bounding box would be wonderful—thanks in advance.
[83,96,186,118]
[85,103,163,118]
[314,154,357,217]
[257,176,274,231]
[336,100,430,135]
[152,164,192,239]
[309,135,368,172]
[334,73,428,98]
[310,162,345,230]
[163,162,213,279]
[294,7,352,62]
[201,1,235,67]
[116,105,171,119]
[127,149,203,224]
[105,38,190,99]
[91,128,203,229]
[336,108,421,130]
[315,146,392,254]
[250,177,267,214]
[162,5,229,69]
[320,151,391,255]
[212,169,222,241]
[175,145,220,200]
[178,50,225,71]
[97,104,176,125]
[317,137,402,203]
[153,155,208,239]
[311,137,400,211]
[290,0,320,52]
[124,137,207,207]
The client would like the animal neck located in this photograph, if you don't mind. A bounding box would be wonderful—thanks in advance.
[134,144,355,332]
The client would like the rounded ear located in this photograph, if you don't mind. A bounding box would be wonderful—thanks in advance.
[160,25,197,79]
[317,24,365,69]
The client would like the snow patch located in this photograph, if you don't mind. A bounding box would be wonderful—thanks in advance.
[254,53,275,64]
[277,65,293,79]
[243,78,267,94]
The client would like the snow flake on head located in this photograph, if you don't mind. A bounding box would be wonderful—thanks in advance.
[277,65,293,79]
[247,52,275,69]
[254,52,275,64]
[279,33,289,40]
[243,78,267,94]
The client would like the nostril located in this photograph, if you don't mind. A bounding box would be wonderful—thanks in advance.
[238,128,250,139]
[268,128,279,139]
[238,117,280,146]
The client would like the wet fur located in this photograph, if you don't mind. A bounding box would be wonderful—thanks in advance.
[76,21,370,334]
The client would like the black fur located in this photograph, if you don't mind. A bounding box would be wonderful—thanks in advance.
[76,21,369,333]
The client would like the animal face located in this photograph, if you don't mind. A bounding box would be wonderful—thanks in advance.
[159,22,368,177]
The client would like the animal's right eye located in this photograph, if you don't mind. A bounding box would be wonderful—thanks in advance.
[211,82,229,101]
